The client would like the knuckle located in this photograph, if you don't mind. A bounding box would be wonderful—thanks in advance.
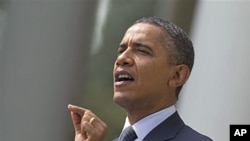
[103,123,108,128]
[100,123,108,132]
[82,120,88,125]
[85,109,92,115]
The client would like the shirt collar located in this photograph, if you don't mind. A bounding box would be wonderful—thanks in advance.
[121,105,176,141]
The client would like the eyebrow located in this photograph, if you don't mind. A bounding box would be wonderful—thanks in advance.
[134,42,153,52]
[118,42,154,54]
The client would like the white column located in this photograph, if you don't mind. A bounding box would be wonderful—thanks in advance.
[178,0,250,141]
[0,0,96,140]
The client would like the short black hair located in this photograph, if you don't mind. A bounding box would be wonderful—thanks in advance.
[134,16,194,98]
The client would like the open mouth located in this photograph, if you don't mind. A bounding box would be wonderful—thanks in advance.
[115,71,134,82]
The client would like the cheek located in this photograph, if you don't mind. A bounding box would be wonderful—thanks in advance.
[138,62,168,84]
[136,64,169,100]
[135,54,171,85]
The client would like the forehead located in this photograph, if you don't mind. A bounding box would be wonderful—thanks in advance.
[122,23,163,42]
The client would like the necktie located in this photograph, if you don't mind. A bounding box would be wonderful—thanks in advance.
[119,126,137,141]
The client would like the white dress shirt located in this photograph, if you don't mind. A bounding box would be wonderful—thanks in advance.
[120,105,176,141]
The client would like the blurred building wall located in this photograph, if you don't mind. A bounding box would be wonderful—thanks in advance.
[0,2,6,140]
[0,0,96,140]
[178,0,250,140]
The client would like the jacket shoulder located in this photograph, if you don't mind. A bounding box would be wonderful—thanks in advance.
[172,125,212,141]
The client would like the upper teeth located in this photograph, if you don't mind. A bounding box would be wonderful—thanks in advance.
[118,74,132,79]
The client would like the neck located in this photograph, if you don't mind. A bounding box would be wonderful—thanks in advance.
[126,101,176,125]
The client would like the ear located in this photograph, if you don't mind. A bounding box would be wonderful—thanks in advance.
[168,64,190,88]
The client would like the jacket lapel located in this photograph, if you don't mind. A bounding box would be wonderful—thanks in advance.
[142,112,184,141]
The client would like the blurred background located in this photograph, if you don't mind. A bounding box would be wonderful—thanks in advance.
[0,0,250,141]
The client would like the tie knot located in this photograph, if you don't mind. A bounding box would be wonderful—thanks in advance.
[119,126,137,141]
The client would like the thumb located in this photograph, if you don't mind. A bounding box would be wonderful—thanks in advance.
[70,111,82,135]
[68,104,86,135]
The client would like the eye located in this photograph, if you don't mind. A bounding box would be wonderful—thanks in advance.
[134,42,153,56]
[136,47,153,56]
[138,49,149,54]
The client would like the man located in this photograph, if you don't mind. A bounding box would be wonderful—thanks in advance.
[68,17,212,141]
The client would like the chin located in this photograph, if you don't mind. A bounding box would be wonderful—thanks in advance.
[113,92,123,103]
[113,92,131,107]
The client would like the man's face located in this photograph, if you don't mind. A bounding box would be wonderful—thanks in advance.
[113,23,176,110]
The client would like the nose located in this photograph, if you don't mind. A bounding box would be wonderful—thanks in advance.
[115,49,134,67]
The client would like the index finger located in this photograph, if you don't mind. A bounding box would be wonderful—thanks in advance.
[68,104,87,116]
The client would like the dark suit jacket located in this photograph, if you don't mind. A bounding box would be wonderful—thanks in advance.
[113,112,212,141]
